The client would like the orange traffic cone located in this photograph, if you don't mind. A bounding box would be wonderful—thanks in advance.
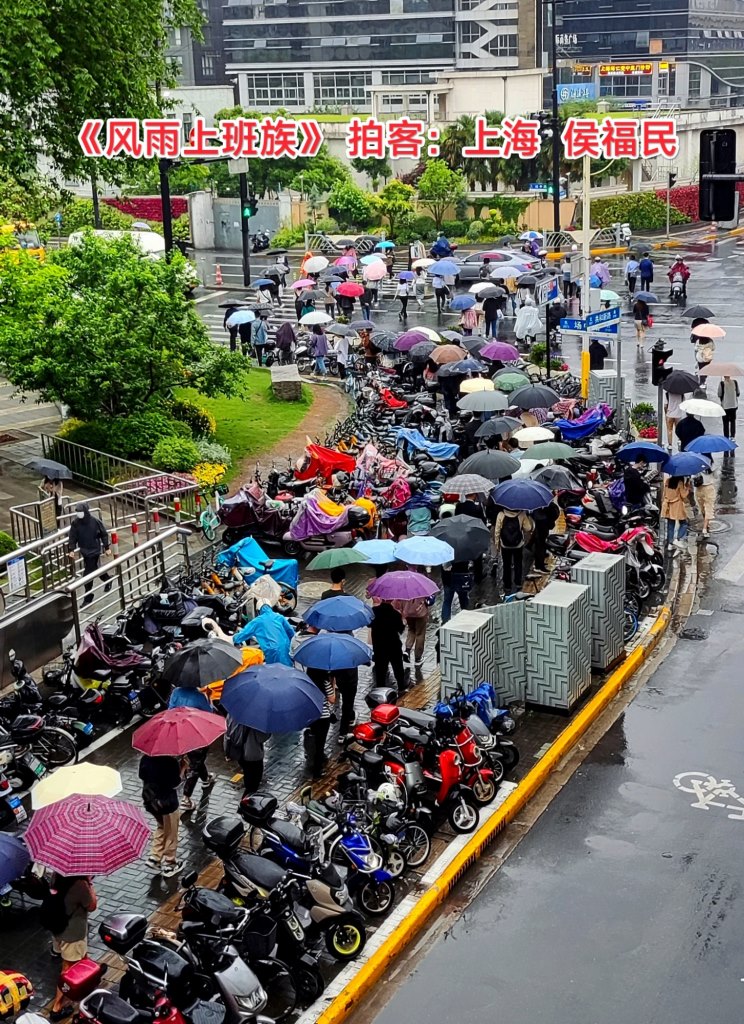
[215,264,223,286]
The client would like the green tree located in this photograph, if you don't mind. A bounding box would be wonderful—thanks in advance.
[123,161,212,197]
[373,180,415,238]
[0,0,202,179]
[0,171,59,223]
[0,235,245,419]
[416,160,467,230]
[351,156,392,192]
[327,180,374,230]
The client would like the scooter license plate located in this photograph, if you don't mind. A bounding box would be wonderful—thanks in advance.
[27,756,45,777]
[129,693,142,714]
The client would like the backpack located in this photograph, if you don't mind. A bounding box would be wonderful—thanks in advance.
[39,889,71,935]
[500,514,524,549]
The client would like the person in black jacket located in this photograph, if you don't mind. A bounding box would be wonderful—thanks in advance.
[530,500,560,573]
[68,503,112,605]
[139,754,184,877]
[370,600,406,689]
[675,413,705,451]
[589,338,608,370]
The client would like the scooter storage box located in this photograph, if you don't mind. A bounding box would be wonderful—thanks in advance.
[346,506,370,528]
[365,688,398,710]
[239,794,278,824]
[370,704,400,727]
[353,721,384,744]
[99,913,148,954]
[59,957,106,1000]
[202,815,245,855]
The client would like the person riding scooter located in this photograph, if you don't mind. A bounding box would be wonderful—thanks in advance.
[667,258,690,299]
[430,233,453,258]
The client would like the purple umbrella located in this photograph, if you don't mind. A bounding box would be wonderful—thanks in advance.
[480,341,520,362]
[367,570,439,601]
[398,271,415,281]
[395,330,429,352]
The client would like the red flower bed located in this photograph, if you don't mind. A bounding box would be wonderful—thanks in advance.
[638,425,658,439]
[103,196,187,222]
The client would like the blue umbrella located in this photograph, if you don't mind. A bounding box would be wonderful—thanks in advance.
[428,259,460,277]
[437,358,486,378]
[294,634,372,671]
[398,270,415,281]
[395,536,454,566]
[492,478,553,511]
[353,539,397,565]
[253,278,275,288]
[305,594,374,631]
[361,254,384,265]
[449,294,476,311]
[687,435,737,454]
[375,240,396,250]
[665,452,712,476]
[519,230,543,241]
[634,291,659,304]
[226,309,256,328]
[0,834,30,887]
[221,664,323,733]
[616,441,670,465]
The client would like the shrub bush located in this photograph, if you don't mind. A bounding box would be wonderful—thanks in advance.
[152,436,201,473]
[57,417,87,439]
[55,419,120,453]
[195,438,232,466]
[591,192,688,230]
[0,531,18,557]
[54,199,135,234]
[314,217,339,233]
[441,220,468,238]
[272,223,305,248]
[170,398,216,438]
[467,221,485,241]
[409,214,437,239]
[115,411,182,459]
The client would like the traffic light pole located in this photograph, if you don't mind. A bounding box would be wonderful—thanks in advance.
[238,171,252,288]
[666,180,671,239]
[549,0,562,245]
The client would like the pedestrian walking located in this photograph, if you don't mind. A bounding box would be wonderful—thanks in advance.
[320,566,346,600]
[664,390,686,449]
[324,282,337,318]
[440,560,474,623]
[311,324,328,376]
[385,251,395,280]
[396,278,411,320]
[493,508,533,595]
[695,337,715,373]
[482,294,501,339]
[718,375,739,438]
[432,274,448,315]
[251,314,269,366]
[333,333,350,380]
[393,596,429,672]
[661,475,690,552]
[633,297,650,347]
[639,252,654,292]
[561,256,572,298]
[224,716,270,793]
[275,322,296,365]
[168,686,216,812]
[67,503,111,607]
[459,305,478,336]
[224,305,240,353]
[238,320,253,357]
[370,599,406,689]
[414,267,427,310]
[514,298,542,350]
[304,668,335,778]
[361,285,374,321]
[675,412,705,451]
[139,753,184,876]
[529,500,559,574]
[46,874,98,1021]
[625,256,640,295]
[694,466,716,537]
[589,338,608,370]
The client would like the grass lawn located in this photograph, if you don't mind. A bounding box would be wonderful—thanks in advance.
[178,370,313,482]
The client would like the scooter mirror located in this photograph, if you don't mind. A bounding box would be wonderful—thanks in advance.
[180,870,198,889]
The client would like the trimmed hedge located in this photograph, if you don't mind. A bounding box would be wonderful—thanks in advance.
[591,191,688,230]
[152,436,201,472]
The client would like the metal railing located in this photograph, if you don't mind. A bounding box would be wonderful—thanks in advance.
[113,475,199,537]
[64,526,192,642]
[9,492,136,545]
[40,434,162,490]
[0,528,76,617]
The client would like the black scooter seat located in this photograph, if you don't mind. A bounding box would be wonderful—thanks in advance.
[85,992,141,1024]
[397,708,435,731]
[270,820,311,854]
[232,852,287,891]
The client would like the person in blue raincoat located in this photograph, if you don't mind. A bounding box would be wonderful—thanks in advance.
[233,602,296,666]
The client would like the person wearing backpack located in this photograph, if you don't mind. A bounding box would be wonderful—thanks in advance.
[493,508,533,594]
[250,314,269,366]
[45,874,97,1021]
[139,753,184,877]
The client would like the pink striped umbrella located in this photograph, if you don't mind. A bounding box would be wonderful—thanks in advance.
[132,707,226,756]
[25,795,150,875]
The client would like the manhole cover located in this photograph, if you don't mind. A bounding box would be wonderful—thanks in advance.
[0,433,19,445]
[708,520,730,534]
[679,626,709,641]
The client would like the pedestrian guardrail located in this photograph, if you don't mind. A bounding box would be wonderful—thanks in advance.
[40,434,159,489]
[0,528,76,618]
[9,491,135,545]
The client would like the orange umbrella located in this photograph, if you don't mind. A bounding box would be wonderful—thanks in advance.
[430,344,467,365]
[691,323,726,339]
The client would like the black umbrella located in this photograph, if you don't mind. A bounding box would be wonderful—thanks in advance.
[661,369,699,395]
[26,457,72,480]
[682,305,715,319]
[349,319,374,331]
[337,239,356,247]
[161,638,244,690]
[531,465,582,491]
[477,285,505,298]
[218,300,252,309]
[517,275,538,287]
[371,331,399,354]
[326,323,356,337]
[410,341,436,361]
[320,270,346,282]
[511,383,560,410]
[475,416,522,439]
[461,337,486,357]
[459,450,520,480]
[430,515,492,561]
[440,330,463,343]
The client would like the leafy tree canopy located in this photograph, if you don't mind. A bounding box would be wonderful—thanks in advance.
[416,160,467,229]
[372,180,415,238]
[0,235,246,419]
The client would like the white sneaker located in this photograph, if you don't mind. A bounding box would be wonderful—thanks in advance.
[672,539,687,551]
[180,796,195,811]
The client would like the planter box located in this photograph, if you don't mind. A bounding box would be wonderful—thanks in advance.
[571,553,625,670]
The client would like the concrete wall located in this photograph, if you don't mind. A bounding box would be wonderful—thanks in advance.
[437,70,544,121]
[212,197,281,250]
[188,190,215,249]
[165,85,234,125]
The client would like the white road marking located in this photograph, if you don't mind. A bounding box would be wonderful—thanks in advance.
[194,290,226,303]
[716,539,744,582]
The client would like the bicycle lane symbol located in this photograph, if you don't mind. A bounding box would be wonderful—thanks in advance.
[673,772,744,821]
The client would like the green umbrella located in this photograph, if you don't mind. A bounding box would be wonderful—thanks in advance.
[306,548,369,571]
[600,289,621,303]
[493,371,530,393]
[528,441,577,461]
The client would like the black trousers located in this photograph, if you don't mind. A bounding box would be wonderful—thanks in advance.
[240,759,263,794]
[398,297,408,318]
[533,528,549,571]
[306,717,331,776]
[723,408,737,438]
[501,547,523,593]
[373,645,405,689]
[335,669,358,734]
[82,552,109,594]
[183,747,209,797]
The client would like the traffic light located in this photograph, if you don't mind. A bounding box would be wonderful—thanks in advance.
[668,171,677,189]
[699,128,736,221]
[242,193,258,219]
[651,343,673,387]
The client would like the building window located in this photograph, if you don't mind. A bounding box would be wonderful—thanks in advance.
[244,72,305,107]
[315,71,372,108]
[485,32,517,56]
[182,113,193,142]
[657,66,676,96]
[380,70,439,85]
[169,54,183,74]
[201,53,216,77]
[168,27,182,48]
[599,74,653,98]
[689,66,701,98]
[458,22,483,45]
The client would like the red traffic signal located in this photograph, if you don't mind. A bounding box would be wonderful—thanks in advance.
[651,345,674,387]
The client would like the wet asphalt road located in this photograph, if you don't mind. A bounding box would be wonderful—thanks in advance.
[361,234,744,1023]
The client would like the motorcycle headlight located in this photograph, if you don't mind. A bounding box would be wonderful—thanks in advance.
[235,986,267,1013]
[356,850,382,871]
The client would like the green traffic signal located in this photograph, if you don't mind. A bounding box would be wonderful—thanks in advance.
[242,195,258,219]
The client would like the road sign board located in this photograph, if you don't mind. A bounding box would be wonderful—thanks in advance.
[529,183,548,192]
[535,277,560,305]
[228,158,250,175]
[586,306,621,329]
[596,322,619,335]
[560,317,585,332]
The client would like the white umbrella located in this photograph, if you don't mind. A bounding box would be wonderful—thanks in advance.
[490,267,520,280]
[679,398,725,418]
[31,764,123,810]
[412,258,435,269]
[460,378,495,393]
[416,327,443,342]
[300,311,333,326]
[513,426,554,447]
[469,282,497,295]
[304,255,329,274]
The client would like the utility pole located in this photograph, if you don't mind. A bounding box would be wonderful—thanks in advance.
[549,0,562,247]
[666,170,677,239]
[90,171,102,229]
[159,159,174,256]
[231,77,252,287]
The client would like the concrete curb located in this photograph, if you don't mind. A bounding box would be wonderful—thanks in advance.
[314,602,672,1024]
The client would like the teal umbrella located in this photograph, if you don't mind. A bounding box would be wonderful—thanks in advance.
[307,548,369,570]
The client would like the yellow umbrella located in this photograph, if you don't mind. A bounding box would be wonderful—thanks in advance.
[31,763,122,810]
[460,378,495,393]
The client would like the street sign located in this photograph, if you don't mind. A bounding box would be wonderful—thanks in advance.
[535,277,560,305]
[528,183,548,192]
[596,322,619,335]
[6,556,26,595]
[586,306,621,330]
[228,158,250,175]
[558,83,597,104]
[560,317,585,332]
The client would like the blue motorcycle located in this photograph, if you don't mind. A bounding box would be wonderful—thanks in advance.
[240,794,396,918]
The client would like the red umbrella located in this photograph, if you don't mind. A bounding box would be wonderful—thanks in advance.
[336,282,364,298]
[132,707,226,756]
[25,795,150,875]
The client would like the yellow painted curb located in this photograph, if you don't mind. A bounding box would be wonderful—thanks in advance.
[316,605,671,1024]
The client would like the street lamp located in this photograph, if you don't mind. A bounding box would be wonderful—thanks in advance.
[230,76,252,287]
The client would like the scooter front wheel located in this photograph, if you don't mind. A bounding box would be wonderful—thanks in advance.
[470,773,498,806]
[324,914,367,961]
[356,879,394,917]
[292,962,325,1006]
[448,795,479,834]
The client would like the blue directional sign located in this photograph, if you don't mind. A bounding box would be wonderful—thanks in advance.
[596,322,619,335]
[560,317,585,332]
[586,306,621,330]
[558,83,597,104]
